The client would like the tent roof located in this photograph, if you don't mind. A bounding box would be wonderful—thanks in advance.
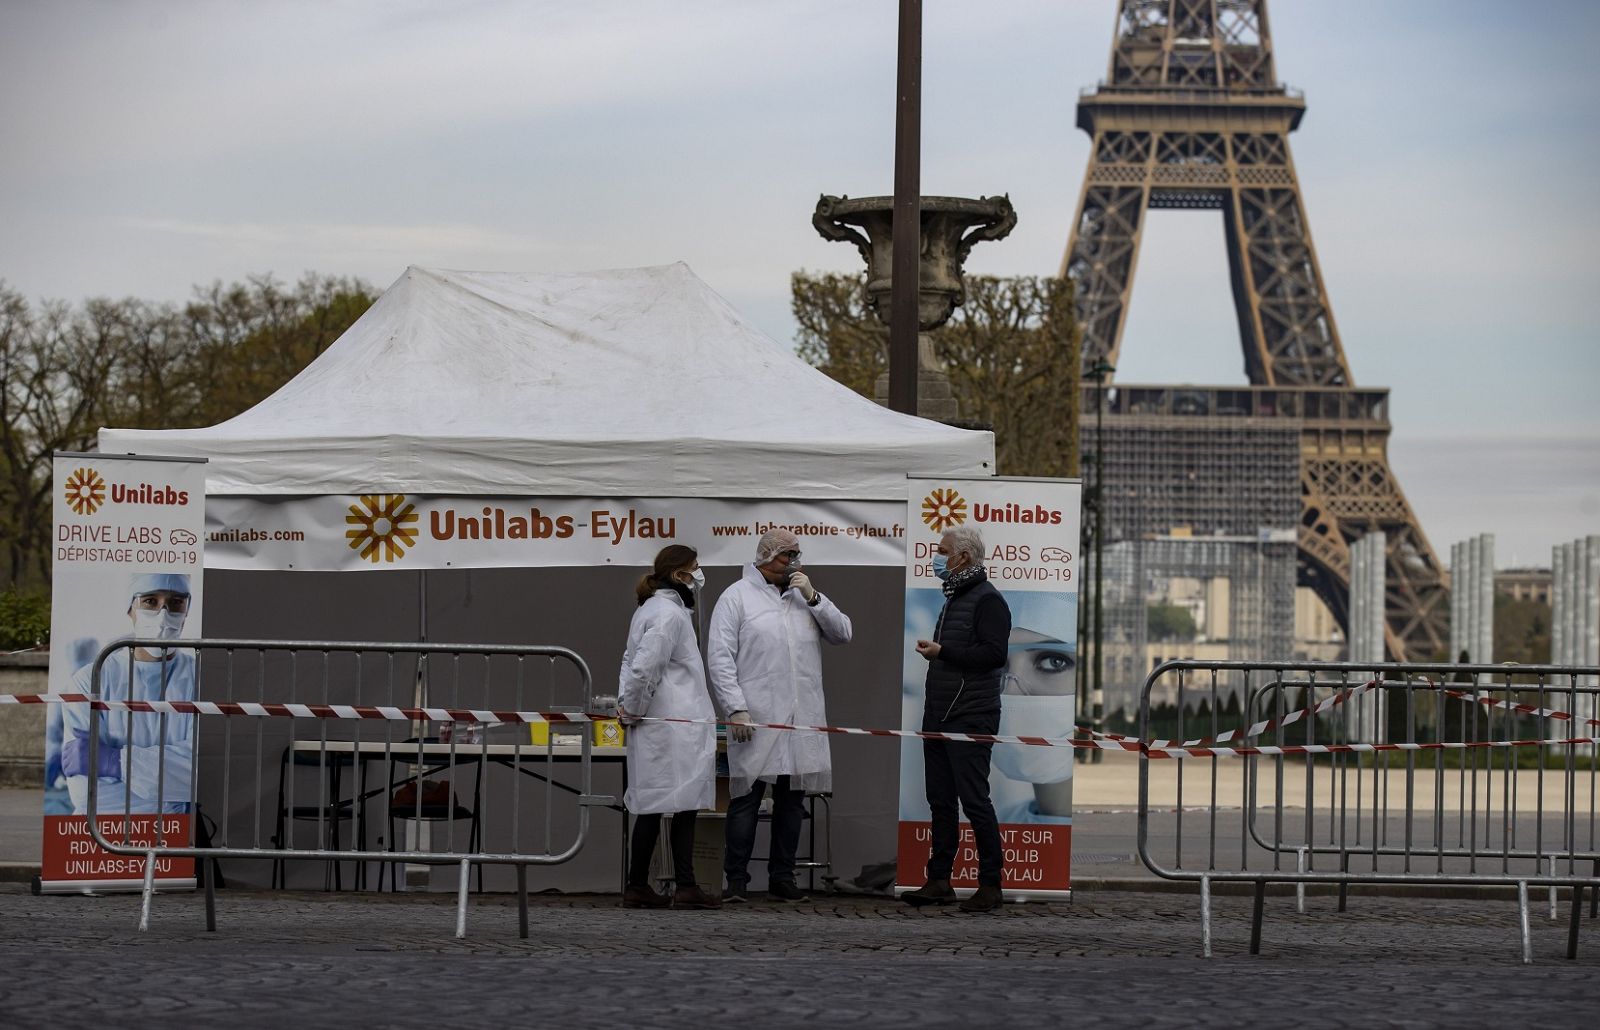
[99,263,994,499]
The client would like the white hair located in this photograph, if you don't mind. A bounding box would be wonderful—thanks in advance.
[755,528,800,564]
[942,525,985,565]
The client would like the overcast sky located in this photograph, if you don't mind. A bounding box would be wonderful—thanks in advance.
[3,0,1596,568]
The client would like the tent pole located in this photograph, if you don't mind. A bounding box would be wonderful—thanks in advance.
[417,570,429,706]
[418,569,428,643]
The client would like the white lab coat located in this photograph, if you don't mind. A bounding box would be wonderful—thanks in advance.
[617,589,716,814]
[707,563,852,797]
[63,649,196,815]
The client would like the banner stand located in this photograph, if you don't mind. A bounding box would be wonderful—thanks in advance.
[42,452,206,894]
[896,475,1081,901]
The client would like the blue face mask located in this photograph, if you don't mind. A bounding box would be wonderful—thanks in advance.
[931,553,951,581]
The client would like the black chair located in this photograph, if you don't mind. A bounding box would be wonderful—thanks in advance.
[795,792,835,891]
[378,740,484,893]
[754,790,835,892]
[271,744,363,890]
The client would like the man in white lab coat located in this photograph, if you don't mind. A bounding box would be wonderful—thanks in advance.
[708,529,852,902]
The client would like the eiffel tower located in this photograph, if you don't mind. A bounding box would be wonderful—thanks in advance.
[1063,0,1448,660]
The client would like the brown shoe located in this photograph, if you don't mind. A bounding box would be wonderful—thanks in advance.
[622,884,671,909]
[901,879,956,907]
[672,884,723,910]
[959,884,1004,912]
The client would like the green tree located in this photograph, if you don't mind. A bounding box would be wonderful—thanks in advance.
[1147,602,1197,641]
[791,271,885,398]
[792,271,1081,478]
[1493,594,1551,667]
[0,589,50,650]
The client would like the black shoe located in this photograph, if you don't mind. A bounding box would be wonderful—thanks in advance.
[901,879,956,907]
[766,880,808,903]
[721,884,748,904]
[622,884,671,909]
[672,884,723,910]
[959,884,1004,913]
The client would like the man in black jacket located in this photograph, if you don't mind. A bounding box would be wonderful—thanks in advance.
[903,524,1012,912]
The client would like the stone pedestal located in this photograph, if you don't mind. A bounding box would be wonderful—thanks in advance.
[873,333,958,420]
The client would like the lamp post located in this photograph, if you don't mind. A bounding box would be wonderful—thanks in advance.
[889,0,922,415]
[1084,359,1115,759]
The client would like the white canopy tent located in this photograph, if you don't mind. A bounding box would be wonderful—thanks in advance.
[101,263,993,501]
[95,263,991,892]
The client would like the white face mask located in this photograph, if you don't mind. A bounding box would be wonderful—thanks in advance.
[132,608,186,652]
[688,568,706,590]
[993,694,1075,784]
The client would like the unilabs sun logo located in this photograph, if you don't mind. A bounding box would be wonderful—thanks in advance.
[921,487,966,533]
[64,467,106,516]
[346,494,419,563]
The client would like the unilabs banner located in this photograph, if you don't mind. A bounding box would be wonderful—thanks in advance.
[204,495,908,569]
[44,453,206,893]
[897,475,1081,900]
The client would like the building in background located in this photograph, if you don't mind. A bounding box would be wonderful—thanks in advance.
[1084,402,1300,726]
[1496,568,1552,605]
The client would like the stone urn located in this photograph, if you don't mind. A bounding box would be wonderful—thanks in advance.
[813,194,1016,420]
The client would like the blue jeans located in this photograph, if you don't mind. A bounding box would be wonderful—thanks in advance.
[723,775,805,888]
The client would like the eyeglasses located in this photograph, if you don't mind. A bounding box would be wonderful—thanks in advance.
[134,594,189,614]
[778,549,801,562]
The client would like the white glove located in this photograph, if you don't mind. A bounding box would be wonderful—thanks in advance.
[727,710,754,743]
[788,571,817,603]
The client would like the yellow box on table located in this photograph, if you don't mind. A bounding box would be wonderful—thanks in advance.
[529,718,625,747]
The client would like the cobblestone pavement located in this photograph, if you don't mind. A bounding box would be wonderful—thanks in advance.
[3,884,1596,1028]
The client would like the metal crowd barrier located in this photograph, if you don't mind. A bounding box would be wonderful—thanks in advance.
[1138,660,1600,963]
[85,638,608,938]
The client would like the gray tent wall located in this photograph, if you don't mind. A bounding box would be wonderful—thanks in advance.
[202,563,905,893]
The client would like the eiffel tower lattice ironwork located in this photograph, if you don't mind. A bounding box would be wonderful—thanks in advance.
[1062,0,1448,660]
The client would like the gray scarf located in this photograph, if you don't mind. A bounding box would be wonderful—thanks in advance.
[941,562,986,598]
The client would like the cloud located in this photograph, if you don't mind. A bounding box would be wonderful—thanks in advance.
[1390,435,1600,567]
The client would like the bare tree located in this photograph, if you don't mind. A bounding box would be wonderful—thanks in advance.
[0,289,128,586]
[792,271,1081,478]
[0,274,375,591]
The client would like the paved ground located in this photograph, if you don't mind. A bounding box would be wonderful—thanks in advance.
[2,883,1596,1028]
[7,770,1599,1028]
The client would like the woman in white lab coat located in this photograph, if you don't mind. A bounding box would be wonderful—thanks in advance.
[616,544,721,910]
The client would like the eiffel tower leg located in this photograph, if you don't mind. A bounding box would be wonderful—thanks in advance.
[1302,451,1450,662]
[1223,184,1351,387]
[1060,135,1152,370]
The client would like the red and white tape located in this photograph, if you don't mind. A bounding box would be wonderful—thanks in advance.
[1443,687,1600,730]
[1084,678,1380,749]
[1134,737,1600,759]
[0,691,606,728]
[3,691,1115,750]
[4,691,1597,759]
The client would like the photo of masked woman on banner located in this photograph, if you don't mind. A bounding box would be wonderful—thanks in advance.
[55,572,198,816]
[899,590,1077,826]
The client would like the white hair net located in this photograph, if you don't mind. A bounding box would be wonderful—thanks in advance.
[755,528,800,564]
